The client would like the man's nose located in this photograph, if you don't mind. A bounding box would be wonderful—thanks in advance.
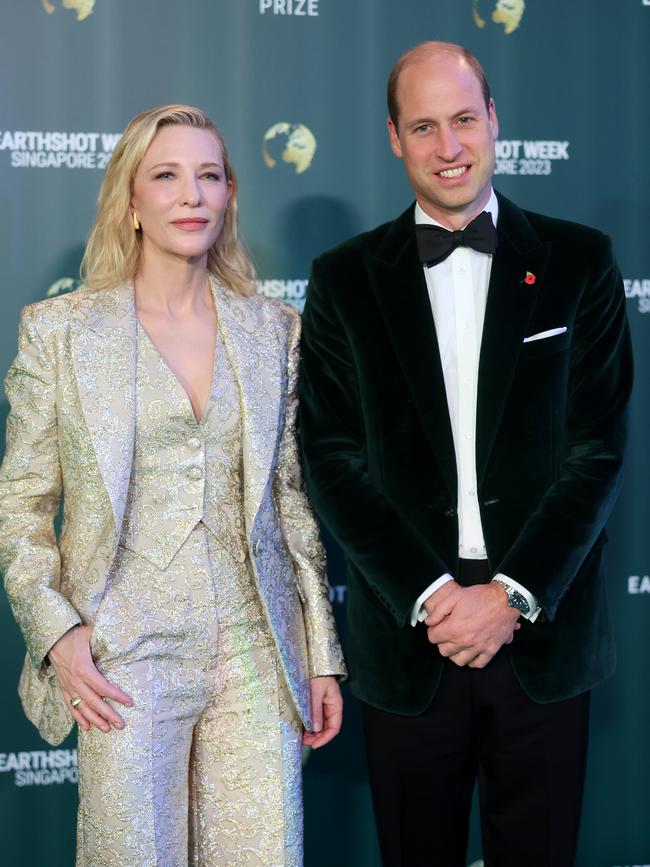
[436,126,462,162]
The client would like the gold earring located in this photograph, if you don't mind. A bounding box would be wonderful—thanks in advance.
[132,211,141,231]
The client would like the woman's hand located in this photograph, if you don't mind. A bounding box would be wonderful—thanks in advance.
[48,625,133,733]
[302,676,343,749]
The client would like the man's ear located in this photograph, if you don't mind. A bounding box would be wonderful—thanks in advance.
[488,98,499,140]
[387,117,403,159]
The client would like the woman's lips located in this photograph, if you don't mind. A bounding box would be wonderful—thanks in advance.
[171,218,210,231]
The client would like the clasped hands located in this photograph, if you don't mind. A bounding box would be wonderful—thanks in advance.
[423,580,521,668]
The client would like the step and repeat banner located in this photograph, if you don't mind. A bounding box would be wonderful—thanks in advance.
[0,2,648,865]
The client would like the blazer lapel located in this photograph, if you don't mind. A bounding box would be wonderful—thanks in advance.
[212,279,282,536]
[70,285,136,533]
[476,195,551,480]
[366,206,457,499]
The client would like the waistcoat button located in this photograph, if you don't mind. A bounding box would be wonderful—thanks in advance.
[187,466,203,481]
[188,437,202,450]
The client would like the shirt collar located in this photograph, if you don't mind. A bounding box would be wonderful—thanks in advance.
[414,188,499,231]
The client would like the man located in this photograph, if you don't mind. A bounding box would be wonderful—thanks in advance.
[298,41,633,867]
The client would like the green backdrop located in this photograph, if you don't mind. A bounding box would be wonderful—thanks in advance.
[0,2,648,865]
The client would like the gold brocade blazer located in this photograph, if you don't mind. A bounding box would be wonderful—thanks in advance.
[0,280,346,746]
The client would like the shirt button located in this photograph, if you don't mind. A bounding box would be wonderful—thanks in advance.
[465,432,473,440]
[188,437,202,451]
[463,377,471,386]
[468,488,476,496]
[470,547,478,554]
[187,466,203,481]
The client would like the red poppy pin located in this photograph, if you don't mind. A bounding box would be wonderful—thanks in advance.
[524,271,536,285]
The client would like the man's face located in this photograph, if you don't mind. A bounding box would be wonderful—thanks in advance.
[388,52,498,229]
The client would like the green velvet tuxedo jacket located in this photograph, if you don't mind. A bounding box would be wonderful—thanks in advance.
[298,192,633,715]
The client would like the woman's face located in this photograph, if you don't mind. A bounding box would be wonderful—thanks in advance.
[130,125,232,266]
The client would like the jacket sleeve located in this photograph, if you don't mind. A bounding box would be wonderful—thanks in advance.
[298,258,449,628]
[0,306,81,671]
[496,234,633,619]
[273,306,347,679]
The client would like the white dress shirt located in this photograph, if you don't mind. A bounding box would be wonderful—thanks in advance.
[410,190,540,625]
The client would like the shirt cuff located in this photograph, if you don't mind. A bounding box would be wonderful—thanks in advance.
[410,574,454,627]
[492,573,541,622]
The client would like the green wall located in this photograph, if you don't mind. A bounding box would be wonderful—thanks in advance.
[0,2,648,864]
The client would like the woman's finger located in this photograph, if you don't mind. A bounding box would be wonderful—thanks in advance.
[56,655,132,730]
[306,681,343,749]
[62,682,125,732]
[62,670,126,732]
[77,682,126,731]
[84,668,133,729]
[73,689,117,733]
[63,692,91,731]
[87,668,133,708]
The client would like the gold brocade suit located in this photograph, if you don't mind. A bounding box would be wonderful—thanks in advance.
[0,279,346,749]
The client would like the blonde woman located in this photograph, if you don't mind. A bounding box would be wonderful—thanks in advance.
[0,104,345,866]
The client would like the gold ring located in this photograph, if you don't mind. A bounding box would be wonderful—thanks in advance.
[70,697,82,709]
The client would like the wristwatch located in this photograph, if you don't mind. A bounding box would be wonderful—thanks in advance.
[493,579,530,616]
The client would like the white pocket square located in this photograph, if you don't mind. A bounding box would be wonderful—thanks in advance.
[522,326,568,344]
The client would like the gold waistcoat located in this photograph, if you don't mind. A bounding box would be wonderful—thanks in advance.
[118,323,247,569]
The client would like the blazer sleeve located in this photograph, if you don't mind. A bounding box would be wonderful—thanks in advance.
[496,234,633,619]
[273,306,347,680]
[298,257,449,628]
[0,306,81,671]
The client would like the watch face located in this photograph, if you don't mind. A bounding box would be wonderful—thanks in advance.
[494,580,530,615]
[509,590,530,615]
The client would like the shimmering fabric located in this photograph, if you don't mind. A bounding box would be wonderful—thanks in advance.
[76,325,302,865]
[80,530,302,865]
[119,323,247,569]
[0,280,346,746]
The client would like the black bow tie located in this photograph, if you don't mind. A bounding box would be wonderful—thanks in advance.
[415,211,497,267]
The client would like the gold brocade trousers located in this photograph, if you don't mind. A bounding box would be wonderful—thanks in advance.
[76,526,303,866]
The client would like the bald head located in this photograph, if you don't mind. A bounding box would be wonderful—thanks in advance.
[387,41,491,130]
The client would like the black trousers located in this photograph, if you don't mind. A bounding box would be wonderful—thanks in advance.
[361,561,590,867]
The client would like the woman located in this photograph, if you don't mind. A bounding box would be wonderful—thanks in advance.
[0,104,345,866]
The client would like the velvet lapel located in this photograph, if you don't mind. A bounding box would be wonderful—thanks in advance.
[211,278,283,537]
[366,205,457,499]
[476,194,551,480]
[70,284,136,534]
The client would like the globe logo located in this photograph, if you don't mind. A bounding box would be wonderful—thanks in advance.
[46,277,83,298]
[42,0,96,20]
[472,0,525,34]
[262,123,317,175]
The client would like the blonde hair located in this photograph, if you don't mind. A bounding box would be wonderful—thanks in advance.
[81,104,255,296]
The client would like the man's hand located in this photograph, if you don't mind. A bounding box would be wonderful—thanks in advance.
[423,581,520,668]
[302,676,343,749]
